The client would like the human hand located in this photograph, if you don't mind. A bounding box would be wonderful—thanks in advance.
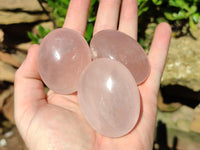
[14,0,171,150]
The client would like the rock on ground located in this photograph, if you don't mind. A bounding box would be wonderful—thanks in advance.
[0,11,48,24]
[161,23,200,91]
[0,51,26,67]
[157,106,194,132]
[0,0,45,11]
[190,104,200,133]
[16,42,31,52]
[0,61,16,82]
[0,29,4,42]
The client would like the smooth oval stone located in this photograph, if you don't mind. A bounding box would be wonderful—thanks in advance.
[90,29,150,85]
[78,58,140,137]
[38,28,91,94]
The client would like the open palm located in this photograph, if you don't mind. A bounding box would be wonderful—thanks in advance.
[14,0,171,150]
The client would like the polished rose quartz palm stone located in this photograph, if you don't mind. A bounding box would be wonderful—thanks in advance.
[90,29,150,85]
[38,28,91,94]
[78,58,140,137]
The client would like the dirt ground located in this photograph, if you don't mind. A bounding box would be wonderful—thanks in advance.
[0,126,27,150]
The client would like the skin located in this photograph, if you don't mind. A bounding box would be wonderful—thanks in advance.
[14,0,171,150]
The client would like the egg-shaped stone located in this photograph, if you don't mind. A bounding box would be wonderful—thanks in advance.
[90,29,150,85]
[38,28,91,94]
[78,58,140,137]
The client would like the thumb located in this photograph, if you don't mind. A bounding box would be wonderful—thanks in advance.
[14,44,46,136]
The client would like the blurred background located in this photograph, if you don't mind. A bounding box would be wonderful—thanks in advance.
[0,0,200,149]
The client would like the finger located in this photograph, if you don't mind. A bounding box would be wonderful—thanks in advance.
[63,0,91,35]
[147,23,172,93]
[118,0,138,40]
[93,0,121,35]
[14,45,46,133]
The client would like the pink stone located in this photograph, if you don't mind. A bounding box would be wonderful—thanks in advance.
[38,28,91,94]
[90,29,150,85]
[78,58,140,137]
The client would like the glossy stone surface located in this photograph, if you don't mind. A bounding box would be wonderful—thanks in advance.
[78,58,140,137]
[90,29,150,85]
[38,28,91,94]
